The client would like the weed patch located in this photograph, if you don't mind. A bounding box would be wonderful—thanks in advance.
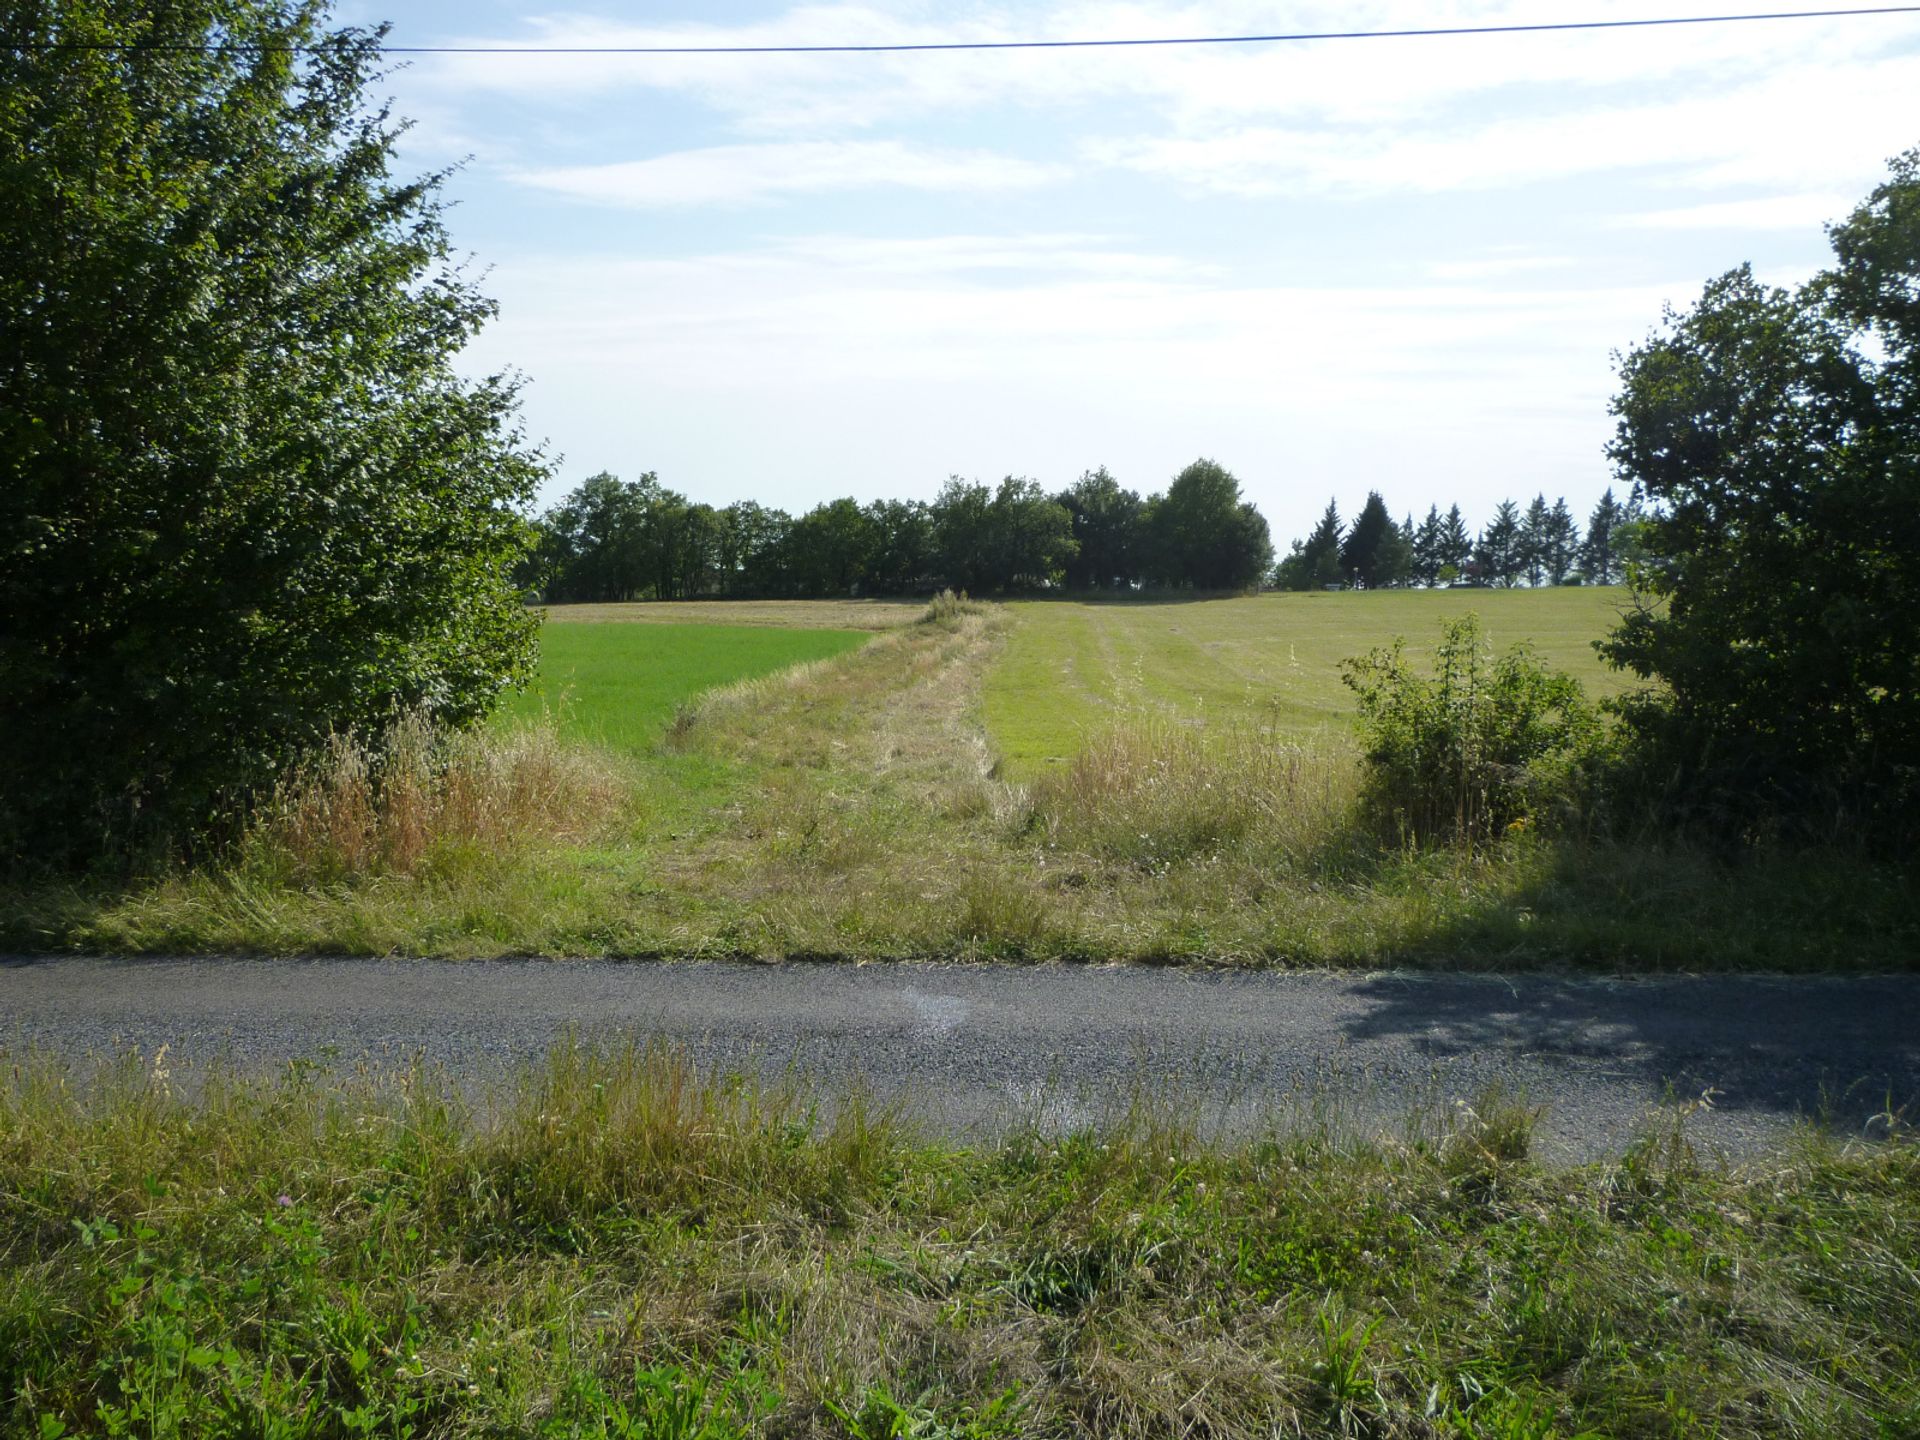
[2,1046,1914,1437]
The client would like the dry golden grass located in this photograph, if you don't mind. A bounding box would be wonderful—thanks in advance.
[1024,720,1359,870]
[251,712,629,880]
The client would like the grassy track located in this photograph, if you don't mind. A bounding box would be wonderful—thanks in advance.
[989,588,1638,774]
[503,621,868,754]
[3,1045,1915,1439]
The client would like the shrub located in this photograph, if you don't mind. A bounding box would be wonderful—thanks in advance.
[1341,616,1597,846]
[0,3,543,869]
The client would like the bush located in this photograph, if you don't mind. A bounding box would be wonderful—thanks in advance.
[0,3,543,869]
[1341,616,1598,846]
[1602,151,1920,841]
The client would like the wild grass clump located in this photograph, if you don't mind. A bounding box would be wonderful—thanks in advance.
[2,1048,1916,1438]
[921,587,981,626]
[1026,720,1358,870]
[250,712,627,880]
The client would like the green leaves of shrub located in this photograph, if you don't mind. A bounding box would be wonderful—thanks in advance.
[1342,615,1598,847]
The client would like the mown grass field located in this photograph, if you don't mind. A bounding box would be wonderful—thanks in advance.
[9,592,1914,969]
[3,1044,1915,1439]
[502,621,869,755]
[988,588,1639,774]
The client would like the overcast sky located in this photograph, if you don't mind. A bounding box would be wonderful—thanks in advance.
[333,1,1920,543]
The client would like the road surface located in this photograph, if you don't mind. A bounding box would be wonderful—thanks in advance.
[3,956,1914,1161]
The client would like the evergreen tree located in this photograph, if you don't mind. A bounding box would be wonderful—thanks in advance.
[1340,492,1396,588]
[1412,505,1444,586]
[1476,501,1523,587]
[1580,488,1627,585]
[1373,515,1415,589]
[1544,497,1579,585]
[1440,504,1474,578]
[1518,494,1553,587]
[1277,501,1344,590]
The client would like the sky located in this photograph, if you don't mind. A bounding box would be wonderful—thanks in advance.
[331,0,1920,544]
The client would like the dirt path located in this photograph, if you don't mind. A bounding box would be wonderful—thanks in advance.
[4,956,1913,1162]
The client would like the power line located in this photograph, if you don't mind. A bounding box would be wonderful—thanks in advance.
[11,6,1920,55]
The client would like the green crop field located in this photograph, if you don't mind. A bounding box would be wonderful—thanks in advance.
[503,620,869,753]
[986,587,1639,774]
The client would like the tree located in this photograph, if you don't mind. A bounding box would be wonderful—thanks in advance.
[1142,459,1273,590]
[1276,500,1345,590]
[1439,505,1474,578]
[1517,494,1552,587]
[932,477,1075,593]
[1375,515,1415,589]
[1,2,545,863]
[864,498,936,594]
[1340,492,1396,588]
[1544,498,1579,586]
[1412,505,1445,587]
[1058,467,1144,590]
[1601,150,1920,832]
[1580,488,1627,585]
[1475,502,1523,587]
[787,498,878,596]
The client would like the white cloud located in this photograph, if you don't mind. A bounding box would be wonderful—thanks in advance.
[1425,254,1574,282]
[1086,55,1920,199]
[1614,193,1854,231]
[459,232,1689,531]
[511,141,1062,207]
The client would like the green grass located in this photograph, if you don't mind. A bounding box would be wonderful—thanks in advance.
[988,588,1638,775]
[7,595,1913,969]
[503,621,868,754]
[3,1043,1915,1439]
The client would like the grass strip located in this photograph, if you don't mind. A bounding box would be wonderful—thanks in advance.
[2,1043,1915,1437]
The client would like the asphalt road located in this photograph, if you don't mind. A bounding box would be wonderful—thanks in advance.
[3,956,1915,1161]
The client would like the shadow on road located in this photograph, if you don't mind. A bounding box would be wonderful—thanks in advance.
[1338,973,1920,1133]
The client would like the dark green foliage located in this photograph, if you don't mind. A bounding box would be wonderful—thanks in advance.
[1343,615,1599,845]
[1340,492,1399,589]
[1439,504,1473,579]
[932,476,1078,593]
[1057,466,1144,590]
[534,458,1285,599]
[1475,500,1524,588]
[0,0,543,866]
[1602,151,1920,839]
[1275,499,1345,590]
[1140,458,1274,591]
[1580,488,1630,585]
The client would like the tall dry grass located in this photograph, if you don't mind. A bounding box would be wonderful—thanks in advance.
[1024,720,1360,869]
[250,712,628,880]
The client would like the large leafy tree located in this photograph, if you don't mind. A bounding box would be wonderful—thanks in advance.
[1143,459,1273,591]
[1,1,546,864]
[1057,467,1143,590]
[1603,150,1920,831]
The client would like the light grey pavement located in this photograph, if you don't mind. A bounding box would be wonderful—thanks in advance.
[3,956,1915,1161]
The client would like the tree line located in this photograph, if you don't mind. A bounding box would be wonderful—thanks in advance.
[1274,489,1645,591]
[524,460,1275,601]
